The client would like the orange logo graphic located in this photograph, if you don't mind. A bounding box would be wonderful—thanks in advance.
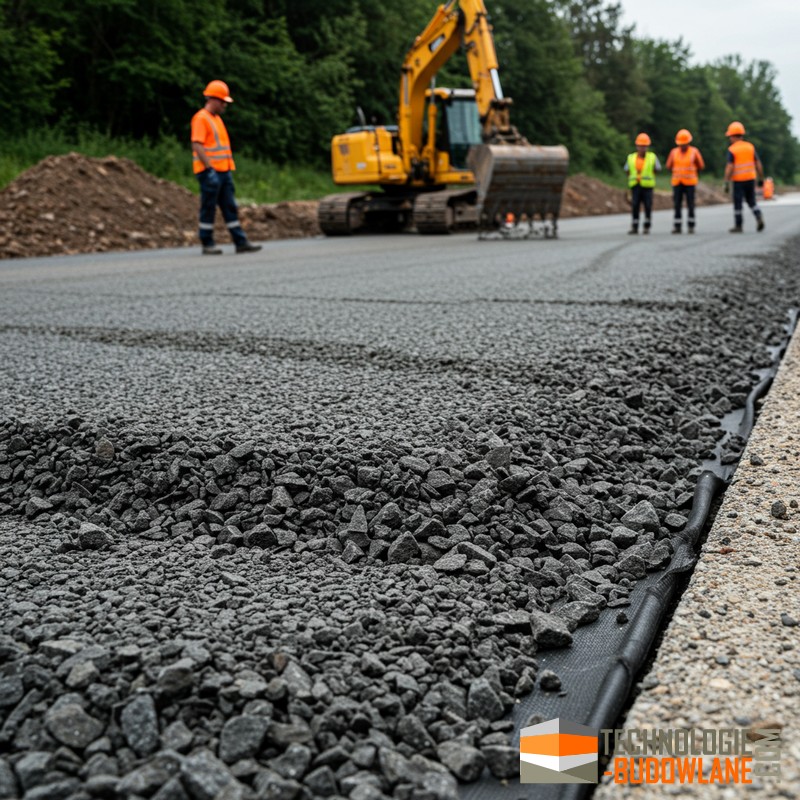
[520,719,598,784]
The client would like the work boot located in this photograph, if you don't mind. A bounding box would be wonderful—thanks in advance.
[729,225,743,233]
[202,245,223,255]
[672,226,681,234]
[643,226,651,235]
[688,226,695,234]
[757,216,765,232]
[236,242,262,254]
[627,225,638,235]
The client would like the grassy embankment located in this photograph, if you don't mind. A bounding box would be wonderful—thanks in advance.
[2,129,731,202]
[0,129,338,205]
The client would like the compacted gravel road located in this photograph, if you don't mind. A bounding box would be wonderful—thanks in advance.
[1,201,799,800]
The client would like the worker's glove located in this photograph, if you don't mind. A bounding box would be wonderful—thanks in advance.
[724,182,730,194]
[757,179,764,188]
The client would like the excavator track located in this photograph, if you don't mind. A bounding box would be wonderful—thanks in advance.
[413,189,478,234]
[318,193,367,236]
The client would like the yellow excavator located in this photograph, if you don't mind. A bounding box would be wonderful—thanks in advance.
[318,0,569,236]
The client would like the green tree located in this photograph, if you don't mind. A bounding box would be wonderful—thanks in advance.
[675,66,732,175]
[556,0,650,134]
[710,57,797,180]
[0,0,65,132]
[632,38,699,155]
[490,0,626,172]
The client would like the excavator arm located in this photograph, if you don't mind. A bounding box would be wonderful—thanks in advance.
[398,0,520,175]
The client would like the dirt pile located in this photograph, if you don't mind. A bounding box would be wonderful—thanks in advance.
[0,153,319,260]
[0,155,728,260]
[238,201,320,241]
[561,173,727,218]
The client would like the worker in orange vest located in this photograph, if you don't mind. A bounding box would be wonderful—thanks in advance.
[624,133,661,234]
[665,129,705,234]
[723,121,765,233]
[191,80,261,255]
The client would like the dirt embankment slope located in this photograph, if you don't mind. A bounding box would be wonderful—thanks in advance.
[0,153,726,259]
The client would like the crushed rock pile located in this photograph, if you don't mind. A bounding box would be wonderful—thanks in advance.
[0,155,728,260]
[0,153,318,260]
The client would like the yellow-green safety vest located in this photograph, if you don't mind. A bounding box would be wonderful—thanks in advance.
[627,152,657,188]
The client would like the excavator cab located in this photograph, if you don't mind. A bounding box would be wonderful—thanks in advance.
[430,88,482,171]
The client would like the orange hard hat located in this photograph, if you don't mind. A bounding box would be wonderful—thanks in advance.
[675,129,693,145]
[203,80,233,103]
[725,121,745,137]
[635,133,651,146]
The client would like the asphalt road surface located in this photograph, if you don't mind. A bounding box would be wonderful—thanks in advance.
[1,199,799,800]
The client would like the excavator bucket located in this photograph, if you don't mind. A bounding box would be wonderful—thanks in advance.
[468,143,569,232]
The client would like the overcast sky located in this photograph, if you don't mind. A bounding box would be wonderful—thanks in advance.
[618,0,800,136]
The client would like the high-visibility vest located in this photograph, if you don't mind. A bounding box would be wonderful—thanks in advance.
[191,109,235,174]
[627,152,657,188]
[667,146,704,186]
[728,140,757,182]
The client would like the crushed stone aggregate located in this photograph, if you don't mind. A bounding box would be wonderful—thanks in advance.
[1,206,799,797]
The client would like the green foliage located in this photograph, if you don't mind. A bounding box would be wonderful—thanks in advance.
[556,0,650,133]
[709,57,798,180]
[0,0,797,185]
[0,0,66,129]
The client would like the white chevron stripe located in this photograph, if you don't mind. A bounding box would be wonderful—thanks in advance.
[520,752,597,771]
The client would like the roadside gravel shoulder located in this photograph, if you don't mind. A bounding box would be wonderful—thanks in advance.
[595,327,800,799]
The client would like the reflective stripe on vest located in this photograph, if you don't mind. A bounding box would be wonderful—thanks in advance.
[729,140,756,182]
[669,147,700,186]
[192,109,235,173]
[627,152,656,188]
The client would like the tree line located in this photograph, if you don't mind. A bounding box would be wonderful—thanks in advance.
[1,0,796,180]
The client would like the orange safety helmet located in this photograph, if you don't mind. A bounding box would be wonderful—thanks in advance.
[203,80,234,103]
[675,129,693,145]
[725,121,745,137]
[635,133,652,146]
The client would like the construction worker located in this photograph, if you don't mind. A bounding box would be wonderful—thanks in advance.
[191,80,261,255]
[665,129,705,234]
[723,121,765,233]
[624,133,661,234]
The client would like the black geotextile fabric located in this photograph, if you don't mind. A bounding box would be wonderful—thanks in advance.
[459,337,793,800]
[461,471,724,800]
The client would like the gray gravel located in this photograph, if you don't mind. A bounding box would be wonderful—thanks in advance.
[1,204,799,798]
[595,303,800,800]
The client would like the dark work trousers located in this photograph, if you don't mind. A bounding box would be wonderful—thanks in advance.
[672,184,696,230]
[732,180,762,227]
[630,185,653,230]
[197,169,247,247]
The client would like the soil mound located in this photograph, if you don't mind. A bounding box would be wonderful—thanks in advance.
[0,153,320,260]
[239,201,320,241]
[561,173,727,218]
[0,155,727,260]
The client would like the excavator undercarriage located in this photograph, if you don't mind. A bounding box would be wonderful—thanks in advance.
[318,140,568,237]
[318,188,479,236]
